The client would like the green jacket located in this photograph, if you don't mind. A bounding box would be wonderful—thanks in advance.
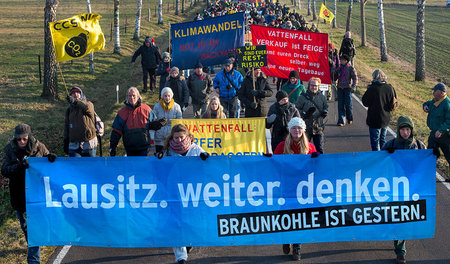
[281,81,306,104]
[423,96,450,133]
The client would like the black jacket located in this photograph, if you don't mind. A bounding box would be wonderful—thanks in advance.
[239,72,273,117]
[166,76,189,107]
[131,43,161,69]
[1,137,49,212]
[362,81,396,128]
[266,102,300,148]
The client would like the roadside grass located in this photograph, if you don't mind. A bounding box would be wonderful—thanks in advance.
[0,0,204,263]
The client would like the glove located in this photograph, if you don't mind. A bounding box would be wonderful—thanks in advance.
[351,86,356,93]
[266,114,277,124]
[251,90,263,97]
[66,95,77,105]
[166,67,171,73]
[263,153,273,157]
[109,148,116,157]
[63,138,69,154]
[47,153,57,162]
[19,159,29,169]
[156,152,164,159]
[311,152,320,158]
[159,118,167,127]
[303,107,316,119]
[249,102,258,109]
[200,152,210,161]
[386,147,395,154]
[320,112,328,118]
[182,106,187,112]
[433,148,441,158]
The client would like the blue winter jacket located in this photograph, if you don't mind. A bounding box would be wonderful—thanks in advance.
[213,69,243,100]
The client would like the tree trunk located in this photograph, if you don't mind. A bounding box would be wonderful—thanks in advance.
[182,0,185,13]
[415,0,426,81]
[176,0,179,15]
[312,0,317,20]
[158,0,163,24]
[345,0,353,33]
[134,0,142,40]
[360,0,367,46]
[332,0,337,28]
[377,0,388,61]
[113,0,121,54]
[43,0,59,100]
[86,0,94,73]
[190,0,193,7]
[298,0,301,9]
[307,0,311,16]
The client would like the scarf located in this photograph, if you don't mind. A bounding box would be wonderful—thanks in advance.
[169,136,192,154]
[396,136,414,147]
[434,95,447,107]
[287,80,300,90]
[160,98,174,112]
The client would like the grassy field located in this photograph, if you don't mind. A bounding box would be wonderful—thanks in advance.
[331,1,450,81]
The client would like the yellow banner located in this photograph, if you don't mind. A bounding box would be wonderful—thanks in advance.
[319,4,335,24]
[49,13,105,63]
[171,118,267,156]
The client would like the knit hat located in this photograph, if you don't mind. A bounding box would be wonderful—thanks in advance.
[276,90,289,102]
[431,82,447,93]
[161,87,174,98]
[144,36,151,43]
[194,61,203,68]
[289,70,299,79]
[288,117,306,131]
[162,52,171,59]
[341,54,350,62]
[170,66,180,75]
[14,123,31,139]
[397,116,414,139]
[70,86,82,95]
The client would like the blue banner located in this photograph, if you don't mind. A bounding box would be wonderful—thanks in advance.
[26,150,436,247]
[170,13,245,70]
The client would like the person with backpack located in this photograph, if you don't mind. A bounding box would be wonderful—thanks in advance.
[339,31,356,65]
[281,70,305,104]
[213,58,244,118]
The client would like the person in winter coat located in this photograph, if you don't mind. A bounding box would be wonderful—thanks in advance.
[64,86,98,157]
[159,124,209,264]
[281,70,305,104]
[153,87,183,153]
[339,31,356,65]
[156,52,172,97]
[266,90,300,152]
[202,96,227,119]
[187,61,213,118]
[423,82,450,164]
[131,36,161,93]
[332,54,358,126]
[328,43,340,101]
[2,123,56,264]
[362,69,397,151]
[165,67,189,112]
[381,115,426,264]
[110,87,166,157]
[238,67,273,117]
[213,58,244,118]
[295,78,328,153]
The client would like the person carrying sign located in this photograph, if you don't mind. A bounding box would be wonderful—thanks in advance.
[213,58,244,118]
[187,61,213,118]
[238,67,273,117]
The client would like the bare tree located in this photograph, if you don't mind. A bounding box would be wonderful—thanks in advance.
[43,0,59,100]
[182,0,185,13]
[415,0,426,81]
[297,0,301,9]
[377,0,388,61]
[190,0,193,7]
[134,0,143,40]
[332,0,337,28]
[312,0,317,20]
[86,0,95,73]
[307,0,311,16]
[360,0,367,46]
[345,0,353,33]
[176,0,179,15]
[113,0,121,54]
[158,0,163,24]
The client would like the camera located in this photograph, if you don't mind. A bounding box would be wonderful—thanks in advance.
[226,84,233,90]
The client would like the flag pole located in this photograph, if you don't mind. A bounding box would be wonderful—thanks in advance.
[57,63,70,96]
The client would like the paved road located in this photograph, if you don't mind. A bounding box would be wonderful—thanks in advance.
[48,79,450,264]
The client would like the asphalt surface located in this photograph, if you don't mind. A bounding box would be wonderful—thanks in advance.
[47,78,450,264]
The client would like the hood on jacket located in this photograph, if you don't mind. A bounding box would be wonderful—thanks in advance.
[70,86,87,101]
[397,116,414,139]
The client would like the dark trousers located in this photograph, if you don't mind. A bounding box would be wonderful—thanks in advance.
[143,67,156,91]
[17,211,40,264]
[428,132,450,163]
[308,134,324,154]
[220,97,238,118]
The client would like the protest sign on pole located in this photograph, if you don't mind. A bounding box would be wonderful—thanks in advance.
[251,25,331,84]
[235,45,267,69]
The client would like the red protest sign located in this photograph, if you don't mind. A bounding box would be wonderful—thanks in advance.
[251,25,331,84]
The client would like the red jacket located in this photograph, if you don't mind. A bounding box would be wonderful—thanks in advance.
[273,140,316,155]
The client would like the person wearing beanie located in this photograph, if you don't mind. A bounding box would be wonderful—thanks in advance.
[423,82,450,164]
[187,61,213,118]
[156,52,172,97]
[339,31,356,64]
[64,86,98,157]
[332,54,358,126]
[110,87,167,156]
[165,66,190,111]
[152,87,183,153]
[295,77,328,153]
[238,68,273,118]
[362,69,398,151]
[381,115,426,264]
[2,123,55,264]
[281,70,305,104]
[131,36,161,93]
[266,90,300,152]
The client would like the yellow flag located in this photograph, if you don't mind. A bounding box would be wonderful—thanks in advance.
[49,13,105,63]
[319,3,335,24]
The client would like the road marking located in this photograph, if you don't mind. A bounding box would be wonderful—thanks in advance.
[52,245,71,264]
[352,94,449,190]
